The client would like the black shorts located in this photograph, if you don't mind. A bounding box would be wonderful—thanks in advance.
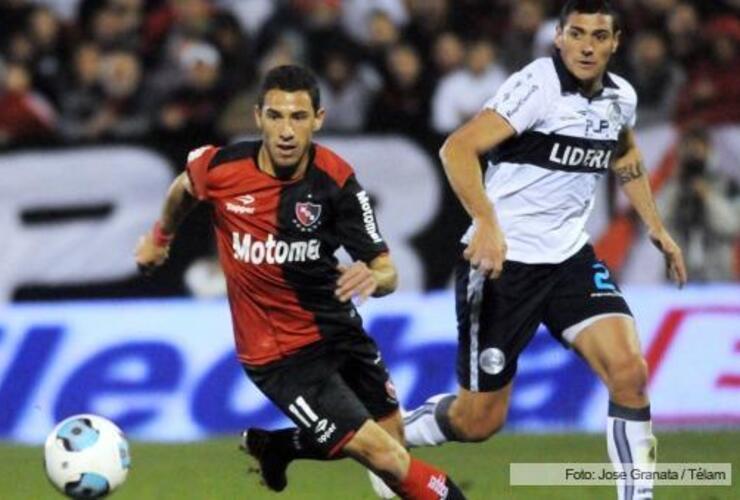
[456,243,632,392]
[244,334,399,456]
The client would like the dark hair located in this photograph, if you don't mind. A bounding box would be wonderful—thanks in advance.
[257,65,321,111]
[559,0,620,32]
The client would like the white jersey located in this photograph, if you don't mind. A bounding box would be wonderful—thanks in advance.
[461,55,638,263]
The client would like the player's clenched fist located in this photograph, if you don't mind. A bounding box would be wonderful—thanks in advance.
[463,217,507,279]
[135,222,173,275]
[335,261,377,304]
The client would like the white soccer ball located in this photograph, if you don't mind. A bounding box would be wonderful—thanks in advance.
[44,414,131,498]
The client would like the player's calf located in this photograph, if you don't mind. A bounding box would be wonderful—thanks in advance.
[344,420,467,499]
[448,399,507,442]
[405,387,511,447]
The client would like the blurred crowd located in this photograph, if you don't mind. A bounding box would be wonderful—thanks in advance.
[1,0,738,154]
[1,0,739,285]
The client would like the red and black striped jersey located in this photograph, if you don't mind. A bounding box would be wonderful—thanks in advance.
[186,140,389,366]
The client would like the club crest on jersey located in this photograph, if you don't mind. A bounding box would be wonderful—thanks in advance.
[607,101,622,129]
[294,202,322,229]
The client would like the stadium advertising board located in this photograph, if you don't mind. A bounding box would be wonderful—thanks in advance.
[0,286,738,443]
[0,147,172,302]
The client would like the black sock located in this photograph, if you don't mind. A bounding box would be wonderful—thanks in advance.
[434,395,462,441]
[270,428,336,461]
[444,476,468,500]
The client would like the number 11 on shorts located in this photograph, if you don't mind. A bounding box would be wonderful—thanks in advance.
[289,396,319,427]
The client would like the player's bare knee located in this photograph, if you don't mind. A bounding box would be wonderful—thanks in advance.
[607,355,648,397]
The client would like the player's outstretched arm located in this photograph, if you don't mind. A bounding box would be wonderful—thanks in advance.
[335,254,397,304]
[611,127,687,287]
[135,172,199,274]
[441,109,515,278]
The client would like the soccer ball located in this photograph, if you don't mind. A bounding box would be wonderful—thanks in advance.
[44,414,131,498]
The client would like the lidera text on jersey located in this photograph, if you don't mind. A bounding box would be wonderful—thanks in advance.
[549,142,613,170]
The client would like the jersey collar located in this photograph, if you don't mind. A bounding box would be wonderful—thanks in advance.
[253,141,317,183]
[552,51,617,98]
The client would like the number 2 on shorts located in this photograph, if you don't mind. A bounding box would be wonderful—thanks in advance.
[592,263,617,291]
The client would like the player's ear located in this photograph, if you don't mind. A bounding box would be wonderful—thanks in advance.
[612,29,621,54]
[554,25,563,50]
[313,107,326,132]
[254,105,263,129]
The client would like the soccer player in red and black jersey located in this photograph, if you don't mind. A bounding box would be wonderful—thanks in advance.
[135,65,466,500]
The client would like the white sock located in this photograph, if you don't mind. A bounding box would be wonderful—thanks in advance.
[403,394,456,447]
[606,402,657,500]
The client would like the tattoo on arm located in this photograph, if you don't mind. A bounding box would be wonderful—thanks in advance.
[614,160,644,185]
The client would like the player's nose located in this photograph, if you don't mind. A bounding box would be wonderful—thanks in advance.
[279,125,294,139]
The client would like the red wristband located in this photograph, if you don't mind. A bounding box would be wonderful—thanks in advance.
[152,221,174,247]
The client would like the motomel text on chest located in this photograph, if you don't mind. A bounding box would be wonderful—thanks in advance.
[232,232,320,264]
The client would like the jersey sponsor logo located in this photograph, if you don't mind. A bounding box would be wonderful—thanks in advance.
[294,202,322,227]
[356,191,383,243]
[225,195,255,215]
[491,131,616,174]
[231,232,320,264]
[548,142,613,170]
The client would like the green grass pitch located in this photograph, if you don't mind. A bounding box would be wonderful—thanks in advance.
[2,431,738,499]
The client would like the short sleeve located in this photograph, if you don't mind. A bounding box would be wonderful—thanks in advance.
[335,175,389,263]
[616,77,638,129]
[483,71,547,134]
[624,98,637,128]
[184,145,219,201]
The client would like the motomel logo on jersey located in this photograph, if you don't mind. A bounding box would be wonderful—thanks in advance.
[356,191,383,243]
[549,143,612,170]
[232,232,320,264]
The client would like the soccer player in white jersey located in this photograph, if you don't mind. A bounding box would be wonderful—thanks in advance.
[400,2,687,499]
